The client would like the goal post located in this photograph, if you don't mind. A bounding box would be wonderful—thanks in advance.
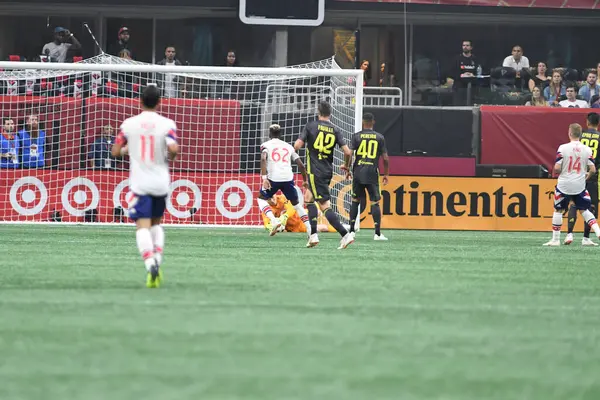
[0,57,363,227]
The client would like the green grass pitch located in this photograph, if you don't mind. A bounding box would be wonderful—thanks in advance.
[1,225,599,400]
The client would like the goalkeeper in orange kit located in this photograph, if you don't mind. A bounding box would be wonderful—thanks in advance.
[262,188,334,233]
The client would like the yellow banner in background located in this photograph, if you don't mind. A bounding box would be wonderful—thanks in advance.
[336,176,584,232]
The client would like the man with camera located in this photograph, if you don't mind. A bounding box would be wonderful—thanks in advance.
[41,26,82,63]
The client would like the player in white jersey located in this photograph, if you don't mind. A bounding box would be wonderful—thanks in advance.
[256,124,311,236]
[111,85,179,287]
[544,123,600,246]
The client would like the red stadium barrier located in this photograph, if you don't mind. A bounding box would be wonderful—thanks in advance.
[0,96,83,169]
[85,97,241,171]
[480,106,597,168]
[2,170,262,225]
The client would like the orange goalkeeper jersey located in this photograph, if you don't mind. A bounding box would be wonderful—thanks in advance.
[262,195,306,233]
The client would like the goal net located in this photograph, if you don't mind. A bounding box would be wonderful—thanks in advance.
[0,56,363,226]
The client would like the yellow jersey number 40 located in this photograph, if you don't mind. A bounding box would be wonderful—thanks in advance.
[356,139,379,159]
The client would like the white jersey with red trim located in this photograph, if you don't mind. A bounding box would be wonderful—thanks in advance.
[260,138,299,182]
[116,111,178,196]
[555,140,594,195]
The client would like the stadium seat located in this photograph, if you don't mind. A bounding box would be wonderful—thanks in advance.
[9,55,21,62]
[490,66,516,92]
[562,68,579,87]
[73,56,83,63]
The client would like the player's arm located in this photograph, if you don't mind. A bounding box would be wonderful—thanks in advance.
[260,145,271,190]
[293,154,308,188]
[166,126,179,161]
[111,129,128,158]
[381,136,390,185]
[294,124,309,151]
[587,155,596,180]
[553,148,563,176]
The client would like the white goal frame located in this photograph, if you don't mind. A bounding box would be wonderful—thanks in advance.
[0,61,364,228]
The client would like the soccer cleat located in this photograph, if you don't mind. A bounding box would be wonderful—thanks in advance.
[338,232,355,250]
[543,240,560,247]
[146,260,162,288]
[374,234,388,241]
[564,233,574,245]
[582,237,598,246]
[269,218,282,236]
[306,233,319,248]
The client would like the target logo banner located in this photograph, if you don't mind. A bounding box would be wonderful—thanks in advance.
[0,170,265,224]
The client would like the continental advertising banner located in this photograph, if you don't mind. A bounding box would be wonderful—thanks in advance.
[353,176,576,232]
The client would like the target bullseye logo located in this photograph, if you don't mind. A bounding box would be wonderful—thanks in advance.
[112,179,130,216]
[10,177,48,216]
[167,179,202,219]
[216,180,253,219]
[61,177,100,216]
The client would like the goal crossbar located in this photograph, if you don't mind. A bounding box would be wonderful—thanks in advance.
[0,61,365,79]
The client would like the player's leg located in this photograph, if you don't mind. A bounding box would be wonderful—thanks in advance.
[348,180,362,234]
[145,196,167,287]
[368,183,387,241]
[565,203,577,245]
[150,217,165,265]
[304,178,320,247]
[257,182,282,236]
[575,189,600,242]
[129,194,160,285]
[582,183,598,245]
[283,181,310,235]
[312,178,353,249]
[544,188,568,246]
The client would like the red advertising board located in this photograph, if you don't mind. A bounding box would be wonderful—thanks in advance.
[1,170,262,225]
[335,0,598,9]
[480,106,595,168]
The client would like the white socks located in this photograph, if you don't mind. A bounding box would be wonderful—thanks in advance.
[294,203,311,234]
[581,210,600,236]
[257,198,276,222]
[552,211,563,241]
[150,225,165,265]
[136,228,155,271]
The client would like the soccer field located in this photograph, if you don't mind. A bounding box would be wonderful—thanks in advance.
[1,225,599,400]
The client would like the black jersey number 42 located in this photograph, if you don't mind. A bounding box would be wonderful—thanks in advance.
[314,131,336,159]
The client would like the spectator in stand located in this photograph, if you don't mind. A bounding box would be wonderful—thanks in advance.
[0,118,19,168]
[544,69,566,106]
[446,40,479,106]
[109,27,133,59]
[502,45,530,78]
[578,71,600,103]
[19,115,46,168]
[42,27,82,63]
[525,87,549,107]
[224,50,239,67]
[89,125,117,169]
[359,59,371,86]
[559,86,589,108]
[157,46,182,98]
[528,62,550,92]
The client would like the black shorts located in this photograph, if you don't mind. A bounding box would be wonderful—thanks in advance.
[307,173,332,202]
[587,181,598,207]
[352,180,381,202]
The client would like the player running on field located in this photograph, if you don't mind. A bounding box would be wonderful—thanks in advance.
[565,112,600,245]
[347,113,390,241]
[294,101,354,249]
[544,123,600,246]
[111,84,179,287]
[257,123,311,236]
